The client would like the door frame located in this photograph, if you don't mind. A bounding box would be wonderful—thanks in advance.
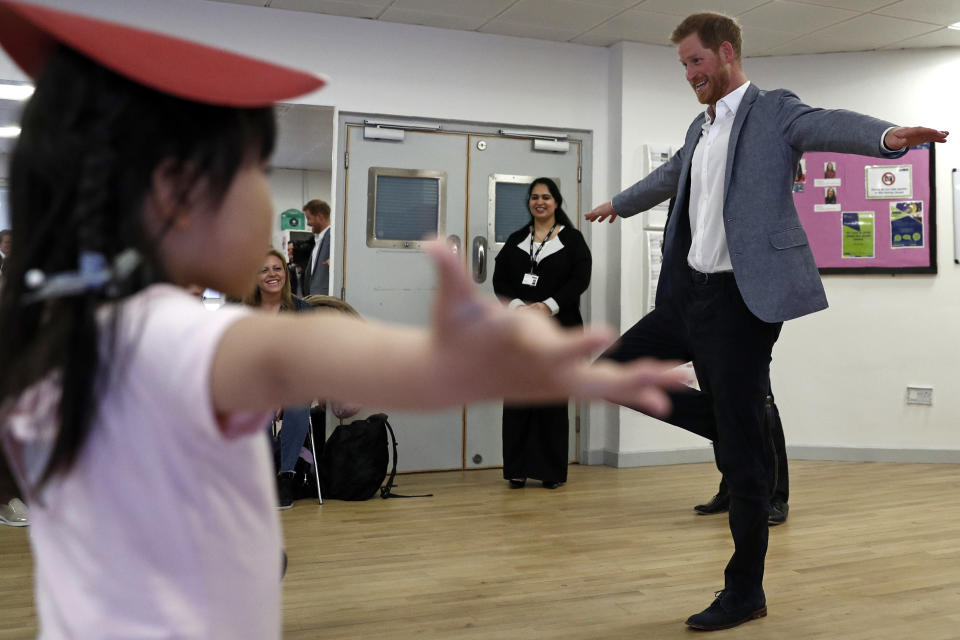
[334,111,595,465]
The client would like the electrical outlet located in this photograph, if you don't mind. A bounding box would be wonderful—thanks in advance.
[906,386,933,406]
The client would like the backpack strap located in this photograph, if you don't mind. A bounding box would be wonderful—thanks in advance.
[378,416,432,499]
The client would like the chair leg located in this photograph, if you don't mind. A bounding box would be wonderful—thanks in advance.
[307,417,323,505]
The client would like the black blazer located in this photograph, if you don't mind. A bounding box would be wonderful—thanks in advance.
[492,225,591,328]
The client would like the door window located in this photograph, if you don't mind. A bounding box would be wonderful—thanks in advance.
[489,174,561,244]
[367,168,446,248]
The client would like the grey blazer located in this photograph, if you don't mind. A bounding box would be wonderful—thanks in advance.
[304,229,330,296]
[612,83,905,323]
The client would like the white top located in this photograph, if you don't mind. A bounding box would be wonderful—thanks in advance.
[687,80,750,274]
[2,284,278,640]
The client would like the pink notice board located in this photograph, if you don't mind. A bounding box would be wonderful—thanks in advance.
[791,143,936,274]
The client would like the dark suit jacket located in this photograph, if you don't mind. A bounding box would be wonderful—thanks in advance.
[287,263,301,298]
[612,83,905,323]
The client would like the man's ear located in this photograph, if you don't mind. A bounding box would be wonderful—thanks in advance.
[719,41,735,64]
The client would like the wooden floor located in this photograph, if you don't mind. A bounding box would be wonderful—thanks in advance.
[4,460,960,638]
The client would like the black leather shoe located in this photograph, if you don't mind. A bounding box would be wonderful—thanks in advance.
[768,498,789,526]
[508,478,526,489]
[541,481,563,489]
[685,589,767,631]
[277,472,295,510]
[693,491,729,515]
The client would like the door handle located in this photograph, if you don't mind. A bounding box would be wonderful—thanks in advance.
[446,234,462,256]
[472,236,487,283]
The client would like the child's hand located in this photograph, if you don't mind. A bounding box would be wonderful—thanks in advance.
[424,241,685,416]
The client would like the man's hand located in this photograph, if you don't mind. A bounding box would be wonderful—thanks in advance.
[585,201,619,224]
[425,240,685,414]
[884,127,948,150]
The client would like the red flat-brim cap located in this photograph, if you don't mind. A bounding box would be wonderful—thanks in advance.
[0,0,326,107]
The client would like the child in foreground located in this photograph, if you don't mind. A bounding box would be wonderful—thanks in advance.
[0,2,682,638]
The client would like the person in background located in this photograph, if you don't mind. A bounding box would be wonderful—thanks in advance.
[658,197,790,527]
[586,11,946,631]
[289,238,313,299]
[0,5,683,637]
[302,199,331,296]
[0,229,10,277]
[492,178,591,490]
[0,228,24,525]
[286,240,301,297]
[694,386,789,526]
[243,248,312,509]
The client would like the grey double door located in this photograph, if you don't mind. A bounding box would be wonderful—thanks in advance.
[335,116,586,472]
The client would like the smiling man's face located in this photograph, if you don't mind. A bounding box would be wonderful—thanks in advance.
[677,33,732,110]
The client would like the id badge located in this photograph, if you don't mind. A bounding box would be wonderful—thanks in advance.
[522,273,539,287]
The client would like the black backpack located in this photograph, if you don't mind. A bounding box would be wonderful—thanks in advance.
[318,413,431,501]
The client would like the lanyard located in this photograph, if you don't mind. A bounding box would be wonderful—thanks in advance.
[528,223,557,273]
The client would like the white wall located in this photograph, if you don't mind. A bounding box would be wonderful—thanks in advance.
[3,0,958,463]
[751,48,960,458]
[615,43,960,464]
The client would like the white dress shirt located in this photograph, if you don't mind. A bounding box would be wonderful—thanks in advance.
[687,80,751,274]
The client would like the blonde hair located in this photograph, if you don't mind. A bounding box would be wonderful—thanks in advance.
[303,294,360,317]
[243,248,295,309]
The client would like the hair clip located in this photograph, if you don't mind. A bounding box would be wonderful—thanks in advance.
[23,248,141,304]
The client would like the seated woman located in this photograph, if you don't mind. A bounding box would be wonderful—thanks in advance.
[243,249,312,508]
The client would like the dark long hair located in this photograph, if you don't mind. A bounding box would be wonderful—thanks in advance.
[0,46,276,495]
[527,177,574,229]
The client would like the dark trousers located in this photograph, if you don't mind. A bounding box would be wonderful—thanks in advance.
[714,394,789,504]
[502,403,569,484]
[604,270,782,596]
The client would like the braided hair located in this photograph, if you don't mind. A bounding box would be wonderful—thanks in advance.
[0,46,276,494]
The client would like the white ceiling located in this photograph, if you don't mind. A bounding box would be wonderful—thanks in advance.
[273,103,334,171]
[0,99,24,156]
[5,1,957,168]
[206,0,960,57]
[0,99,333,172]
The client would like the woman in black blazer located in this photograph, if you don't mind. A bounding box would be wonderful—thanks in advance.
[492,178,591,489]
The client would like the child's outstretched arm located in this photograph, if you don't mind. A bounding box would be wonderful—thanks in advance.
[211,242,684,422]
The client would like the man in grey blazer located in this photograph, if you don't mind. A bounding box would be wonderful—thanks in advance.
[587,12,947,631]
[303,199,331,296]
